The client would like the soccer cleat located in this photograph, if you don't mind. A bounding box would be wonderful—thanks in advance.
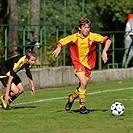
[0,99,2,108]
[6,104,11,110]
[0,103,2,108]
[0,95,8,109]
[80,106,90,114]
[65,94,74,111]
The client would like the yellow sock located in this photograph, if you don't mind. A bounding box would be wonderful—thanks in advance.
[70,88,79,102]
[79,88,86,108]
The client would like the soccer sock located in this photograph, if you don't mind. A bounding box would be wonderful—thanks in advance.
[2,92,19,105]
[9,92,19,104]
[69,88,79,102]
[79,88,86,108]
[9,95,19,104]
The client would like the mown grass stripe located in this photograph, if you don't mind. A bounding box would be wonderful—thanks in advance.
[12,87,133,106]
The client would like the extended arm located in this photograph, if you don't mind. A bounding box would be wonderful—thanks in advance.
[102,39,112,63]
[52,44,62,57]
[4,75,13,104]
[52,35,73,57]
[26,69,35,96]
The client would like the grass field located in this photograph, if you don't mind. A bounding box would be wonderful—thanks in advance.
[0,79,133,133]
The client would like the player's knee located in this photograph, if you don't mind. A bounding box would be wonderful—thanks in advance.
[13,89,20,95]
[80,80,88,88]
[19,89,24,94]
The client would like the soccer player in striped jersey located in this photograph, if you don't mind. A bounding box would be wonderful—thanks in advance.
[0,50,37,109]
[52,18,112,114]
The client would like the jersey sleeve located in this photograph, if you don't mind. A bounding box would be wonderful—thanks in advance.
[10,56,26,76]
[57,35,73,46]
[89,32,109,44]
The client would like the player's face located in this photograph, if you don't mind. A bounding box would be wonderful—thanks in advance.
[78,24,90,37]
[27,56,36,65]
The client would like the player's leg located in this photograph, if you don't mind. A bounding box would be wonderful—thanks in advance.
[65,85,80,111]
[0,96,3,108]
[77,73,89,114]
[0,95,8,109]
[65,64,90,113]
[126,44,133,67]
[65,64,85,111]
[9,83,24,104]
[9,75,24,104]
[78,67,91,114]
[0,82,20,109]
[66,82,80,105]
[122,35,132,68]
[0,74,23,109]
[0,77,10,109]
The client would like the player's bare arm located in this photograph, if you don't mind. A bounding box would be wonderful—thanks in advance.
[26,69,35,96]
[102,39,112,63]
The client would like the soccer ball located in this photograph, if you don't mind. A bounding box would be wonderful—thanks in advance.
[110,102,125,116]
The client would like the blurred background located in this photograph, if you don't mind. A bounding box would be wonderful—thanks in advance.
[0,0,133,69]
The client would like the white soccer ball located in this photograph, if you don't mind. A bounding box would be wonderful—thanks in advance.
[110,102,125,116]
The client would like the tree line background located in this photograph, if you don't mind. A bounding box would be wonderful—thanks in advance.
[0,0,133,67]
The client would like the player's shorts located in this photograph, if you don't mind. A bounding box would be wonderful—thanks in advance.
[0,74,21,87]
[73,63,91,80]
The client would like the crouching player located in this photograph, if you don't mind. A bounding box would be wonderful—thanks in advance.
[0,50,37,109]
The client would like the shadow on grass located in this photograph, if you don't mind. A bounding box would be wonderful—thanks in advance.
[55,108,107,114]
[11,106,37,109]
[70,109,107,113]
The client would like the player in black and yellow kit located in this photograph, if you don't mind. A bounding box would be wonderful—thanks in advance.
[0,50,37,109]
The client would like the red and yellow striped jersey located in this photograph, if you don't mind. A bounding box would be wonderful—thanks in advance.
[57,32,109,69]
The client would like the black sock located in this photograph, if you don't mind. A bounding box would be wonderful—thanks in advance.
[9,94,19,104]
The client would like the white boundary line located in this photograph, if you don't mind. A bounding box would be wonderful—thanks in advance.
[115,99,133,101]
[12,87,133,106]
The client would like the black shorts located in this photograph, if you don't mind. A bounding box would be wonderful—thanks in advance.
[0,74,21,87]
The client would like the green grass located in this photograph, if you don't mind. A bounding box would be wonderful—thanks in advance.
[0,79,133,133]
